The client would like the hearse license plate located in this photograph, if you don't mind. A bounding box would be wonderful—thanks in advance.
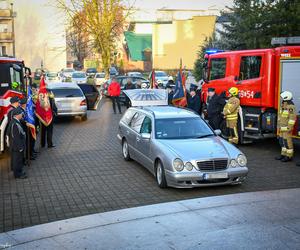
[203,173,228,180]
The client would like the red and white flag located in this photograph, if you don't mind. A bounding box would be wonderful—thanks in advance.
[35,77,53,126]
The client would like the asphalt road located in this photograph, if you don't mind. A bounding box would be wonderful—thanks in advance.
[0,98,300,233]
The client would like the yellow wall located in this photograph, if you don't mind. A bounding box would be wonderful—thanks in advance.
[152,15,216,70]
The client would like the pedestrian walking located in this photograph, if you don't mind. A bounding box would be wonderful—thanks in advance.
[275,91,296,162]
[187,87,201,114]
[124,78,135,108]
[223,87,240,144]
[41,90,57,148]
[9,107,27,179]
[206,88,226,130]
[108,77,122,114]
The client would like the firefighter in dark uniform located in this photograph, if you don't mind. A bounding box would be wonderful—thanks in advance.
[9,107,27,179]
[166,83,174,105]
[275,91,296,162]
[223,87,240,144]
[7,96,20,125]
[206,88,226,130]
[187,87,201,114]
[41,90,57,148]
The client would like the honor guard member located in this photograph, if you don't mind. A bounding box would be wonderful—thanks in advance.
[206,88,226,130]
[7,96,20,125]
[9,107,27,179]
[223,87,240,144]
[41,90,57,148]
[276,91,296,162]
[297,112,300,166]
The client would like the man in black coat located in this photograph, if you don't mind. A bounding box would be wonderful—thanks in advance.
[206,88,226,130]
[166,83,174,105]
[7,96,20,125]
[9,107,27,179]
[187,87,201,114]
[41,91,57,148]
[124,78,136,108]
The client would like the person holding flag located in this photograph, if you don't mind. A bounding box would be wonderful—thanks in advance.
[36,76,57,148]
[172,60,187,107]
[150,69,158,89]
[25,85,37,160]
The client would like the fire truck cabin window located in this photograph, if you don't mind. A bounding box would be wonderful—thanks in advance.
[209,58,226,80]
[10,67,22,91]
[239,56,262,80]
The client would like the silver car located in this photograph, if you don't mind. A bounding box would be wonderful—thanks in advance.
[71,71,87,84]
[118,89,248,188]
[48,82,88,121]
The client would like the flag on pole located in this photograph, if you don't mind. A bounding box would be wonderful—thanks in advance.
[172,59,187,107]
[150,69,158,89]
[25,85,36,140]
[35,76,53,126]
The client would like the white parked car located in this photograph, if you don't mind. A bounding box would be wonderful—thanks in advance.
[71,71,87,84]
[94,72,106,86]
[45,72,59,83]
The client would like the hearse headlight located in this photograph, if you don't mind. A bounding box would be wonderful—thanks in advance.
[230,159,238,168]
[185,162,194,171]
[237,154,247,167]
[173,158,184,172]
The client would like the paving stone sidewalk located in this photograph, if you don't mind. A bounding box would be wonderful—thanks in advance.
[0,99,300,233]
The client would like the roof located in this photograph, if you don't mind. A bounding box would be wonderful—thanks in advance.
[124,31,152,61]
[47,82,80,89]
[143,106,198,119]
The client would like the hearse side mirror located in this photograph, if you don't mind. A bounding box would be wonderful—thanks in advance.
[214,129,222,136]
[141,133,151,140]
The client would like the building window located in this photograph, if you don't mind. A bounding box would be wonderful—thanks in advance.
[209,58,227,80]
[1,46,7,56]
[0,23,9,32]
[239,56,262,80]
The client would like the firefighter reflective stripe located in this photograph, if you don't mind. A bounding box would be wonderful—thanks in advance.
[288,120,296,125]
[227,114,238,119]
[286,149,294,157]
[281,147,287,154]
[282,110,289,117]
[280,127,288,131]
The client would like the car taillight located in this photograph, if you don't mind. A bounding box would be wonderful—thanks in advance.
[80,100,87,106]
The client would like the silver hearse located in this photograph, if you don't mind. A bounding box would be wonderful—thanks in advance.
[118,89,248,188]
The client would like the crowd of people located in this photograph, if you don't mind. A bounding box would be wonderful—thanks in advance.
[6,83,57,179]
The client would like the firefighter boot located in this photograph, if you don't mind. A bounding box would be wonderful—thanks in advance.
[275,155,285,161]
[281,156,292,163]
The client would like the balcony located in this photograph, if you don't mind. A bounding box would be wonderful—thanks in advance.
[0,32,12,42]
[0,9,12,19]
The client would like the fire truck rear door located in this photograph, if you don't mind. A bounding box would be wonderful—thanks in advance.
[279,58,300,138]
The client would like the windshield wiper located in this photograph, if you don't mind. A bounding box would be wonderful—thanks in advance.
[195,134,214,139]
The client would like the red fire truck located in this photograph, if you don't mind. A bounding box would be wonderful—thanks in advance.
[0,57,31,154]
[201,41,300,143]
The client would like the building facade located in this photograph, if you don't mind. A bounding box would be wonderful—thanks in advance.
[0,0,14,57]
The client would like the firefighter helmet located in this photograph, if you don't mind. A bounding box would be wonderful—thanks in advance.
[280,91,293,101]
[229,87,239,96]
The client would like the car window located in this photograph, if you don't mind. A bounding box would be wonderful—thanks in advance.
[155,117,213,139]
[78,84,97,93]
[72,73,86,78]
[130,112,145,133]
[96,73,105,78]
[239,56,262,80]
[140,116,152,134]
[121,109,136,125]
[209,58,226,80]
[51,88,84,98]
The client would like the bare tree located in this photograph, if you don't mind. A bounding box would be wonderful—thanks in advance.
[56,0,132,76]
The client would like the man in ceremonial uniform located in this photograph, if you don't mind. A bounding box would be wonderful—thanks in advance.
[9,108,27,179]
[7,96,20,125]
[223,87,240,144]
[206,88,226,130]
[275,91,296,162]
[41,90,57,148]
